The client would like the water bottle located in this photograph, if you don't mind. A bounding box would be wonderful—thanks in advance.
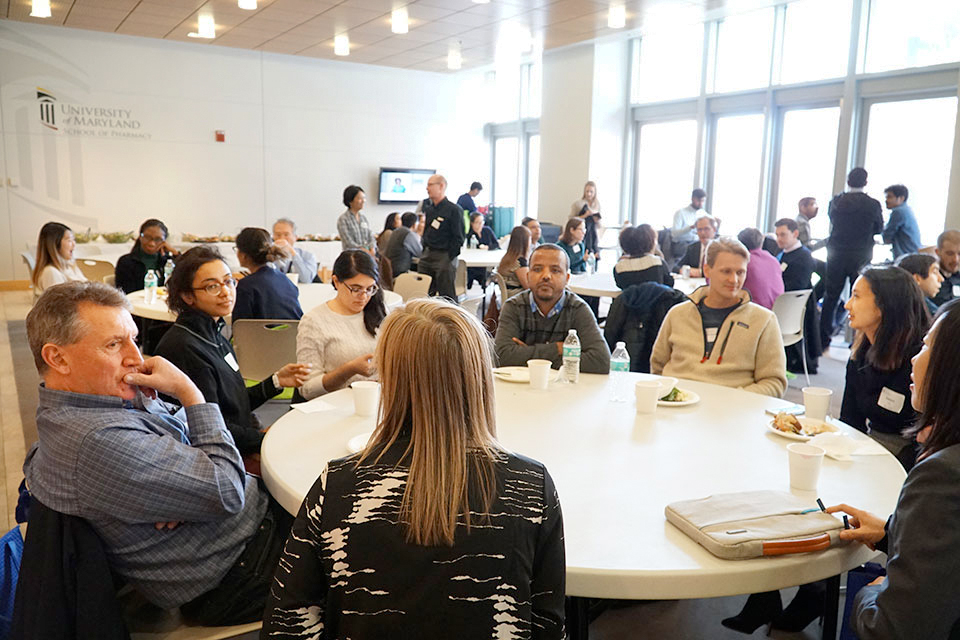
[587,252,597,274]
[163,259,174,285]
[610,341,631,401]
[562,329,581,384]
[468,234,479,249]
[144,269,158,304]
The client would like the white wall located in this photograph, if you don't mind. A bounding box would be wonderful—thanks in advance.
[0,21,487,280]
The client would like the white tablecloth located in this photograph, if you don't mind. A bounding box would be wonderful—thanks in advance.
[261,373,905,600]
[568,271,705,298]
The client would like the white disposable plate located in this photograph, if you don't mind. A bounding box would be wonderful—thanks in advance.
[767,417,840,441]
[493,366,561,383]
[347,431,373,453]
[657,389,700,407]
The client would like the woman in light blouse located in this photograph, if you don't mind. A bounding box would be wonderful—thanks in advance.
[297,249,386,401]
[32,222,86,295]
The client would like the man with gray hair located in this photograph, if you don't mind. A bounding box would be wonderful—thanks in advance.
[272,217,318,283]
[418,173,465,299]
[22,282,289,625]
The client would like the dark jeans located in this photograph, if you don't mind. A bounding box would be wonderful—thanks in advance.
[820,248,872,348]
[180,496,293,626]
[418,248,457,300]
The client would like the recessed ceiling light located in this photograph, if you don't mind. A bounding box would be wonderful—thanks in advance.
[238,0,257,10]
[334,34,350,56]
[448,42,462,70]
[392,8,409,35]
[608,4,626,29]
[188,14,216,38]
[30,0,52,18]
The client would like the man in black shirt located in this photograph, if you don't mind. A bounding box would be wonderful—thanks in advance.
[418,174,466,300]
[819,168,883,350]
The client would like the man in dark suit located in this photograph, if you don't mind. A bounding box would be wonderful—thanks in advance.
[674,215,717,277]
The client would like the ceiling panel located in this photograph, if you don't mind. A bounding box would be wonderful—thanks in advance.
[4,0,792,72]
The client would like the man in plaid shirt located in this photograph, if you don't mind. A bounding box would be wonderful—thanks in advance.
[23,282,291,625]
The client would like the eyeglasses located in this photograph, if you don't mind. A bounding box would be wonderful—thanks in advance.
[140,233,166,244]
[344,283,379,297]
[193,278,237,295]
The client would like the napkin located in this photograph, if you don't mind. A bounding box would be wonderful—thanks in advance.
[808,432,889,461]
[292,398,336,414]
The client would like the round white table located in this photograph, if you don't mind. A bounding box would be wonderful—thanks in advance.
[568,271,706,298]
[128,283,403,322]
[261,374,904,617]
[459,248,505,268]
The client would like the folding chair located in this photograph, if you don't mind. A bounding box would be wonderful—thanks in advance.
[393,273,432,302]
[773,289,813,387]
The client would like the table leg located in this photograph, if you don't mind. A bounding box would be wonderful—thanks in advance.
[822,574,841,640]
[566,596,589,640]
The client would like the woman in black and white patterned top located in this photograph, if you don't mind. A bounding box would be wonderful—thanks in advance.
[262,298,566,639]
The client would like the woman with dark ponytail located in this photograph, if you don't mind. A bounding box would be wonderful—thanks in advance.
[296,249,387,401]
[233,227,302,321]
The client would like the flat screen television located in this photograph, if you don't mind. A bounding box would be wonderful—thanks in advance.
[378,167,434,204]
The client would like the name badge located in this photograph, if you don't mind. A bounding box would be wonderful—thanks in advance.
[953,284,960,298]
[224,352,240,372]
[877,386,905,414]
[573,244,581,254]
[705,327,718,343]
[431,219,441,229]
[780,262,788,272]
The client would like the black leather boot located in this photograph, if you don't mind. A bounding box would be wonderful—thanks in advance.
[721,591,782,635]
[771,582,825,632]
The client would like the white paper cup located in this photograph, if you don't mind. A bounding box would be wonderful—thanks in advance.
[286,272,299,284]
[351,381,380,417]
[787,443,825,491]
[802,386,833,422]
[635,380,661,414]
[527,359,552,390]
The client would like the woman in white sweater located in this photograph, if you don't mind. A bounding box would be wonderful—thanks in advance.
[32,222,86,296]
[297,249,387,400]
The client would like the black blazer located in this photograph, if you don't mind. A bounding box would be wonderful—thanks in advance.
[676,242,706,271]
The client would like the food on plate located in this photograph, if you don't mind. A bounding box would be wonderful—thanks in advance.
[772,411,803,434]
[661,387,691,403]
[802,420,835,435]
[102,231,134,244]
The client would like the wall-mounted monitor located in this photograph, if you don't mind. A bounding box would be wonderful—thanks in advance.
[378,167,434,204]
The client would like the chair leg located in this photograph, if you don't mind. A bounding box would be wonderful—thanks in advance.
[802,335,811,387]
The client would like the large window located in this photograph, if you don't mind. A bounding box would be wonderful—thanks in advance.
[713,8,775,93]
[634,120,698,228]
[862,96,959,245]
[711,113,765,233]
[780,0,852,84]
[776,106,841,240]
[865,0,960,73]
[526,134,540,218]
[632,25,704,103]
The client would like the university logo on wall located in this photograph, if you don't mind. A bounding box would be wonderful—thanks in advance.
[37,88,57,131]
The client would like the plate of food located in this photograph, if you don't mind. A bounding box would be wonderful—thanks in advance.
[658,387,700,407]
[493,366,560,383]
[768,412,840,440]
[347,431,373,454]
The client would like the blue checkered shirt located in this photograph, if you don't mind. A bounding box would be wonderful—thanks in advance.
[23,385,268,609]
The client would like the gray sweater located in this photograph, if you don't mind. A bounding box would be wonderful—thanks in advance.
[494,290,610,374]
[852,443,960,639]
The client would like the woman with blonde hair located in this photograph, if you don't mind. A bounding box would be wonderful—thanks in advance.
[570,180,602,259]
[263,298,566,639]
[497,225,532,298]
[32,222,86,295]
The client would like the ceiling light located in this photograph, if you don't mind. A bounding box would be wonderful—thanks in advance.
[608,4,626,29]
[188,14,216,38]
[447,42,462,70]
[334,34,350,56]
[238,0,257,10]
[30,0,51,18]
[391,8,409,35]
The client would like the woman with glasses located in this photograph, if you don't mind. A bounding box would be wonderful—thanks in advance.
[155,246,311,470]
[233,227,303,321]
[296,249,386,401]
[114,218,180,293]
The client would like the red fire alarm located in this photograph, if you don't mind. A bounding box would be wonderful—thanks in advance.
[215,130,225,142]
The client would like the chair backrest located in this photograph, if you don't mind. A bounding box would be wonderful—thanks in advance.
[232,319,299,381]
[772,289,812,339]
[103,274,116,287]
[19,252,35,279]
[77,259,115,283]
[454,259,467,298]
[492,271,509,308]
[393,272,432,302]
